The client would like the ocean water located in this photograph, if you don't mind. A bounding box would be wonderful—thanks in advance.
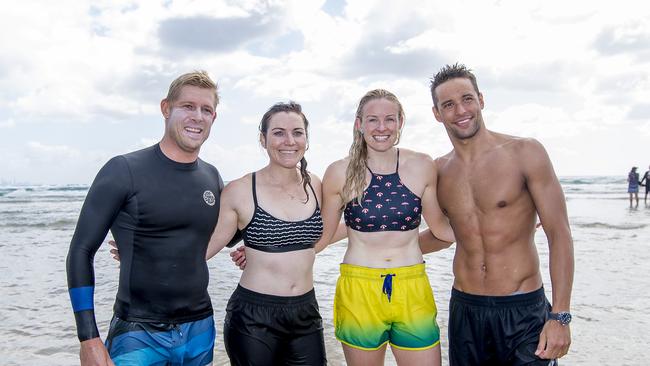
[1,177,648,365]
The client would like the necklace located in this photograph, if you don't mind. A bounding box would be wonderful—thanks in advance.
[283,186,308,202]
[284,189,298,200]
[267,179,303,201]
[265,169,307,203]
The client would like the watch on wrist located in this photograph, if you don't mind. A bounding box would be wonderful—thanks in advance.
[548,311,572,325]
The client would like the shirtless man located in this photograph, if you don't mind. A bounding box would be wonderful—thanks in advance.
[421,63,574,365]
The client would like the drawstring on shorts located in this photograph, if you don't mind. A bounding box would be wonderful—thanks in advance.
[381,273,396,302]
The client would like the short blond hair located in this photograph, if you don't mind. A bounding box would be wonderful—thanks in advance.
[165,70,219,107]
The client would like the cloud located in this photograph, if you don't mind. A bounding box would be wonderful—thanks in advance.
[321,0,346,18]
[1,0,649,182]
[246,30,304,57]
[594,21,650,58]
[343,42,447,80]
[491,103,580,139]
[158,9,286,54]
[112,65,181,106]
[26,142,82,161]
[338,12,446,79]
[594,71,650,106]
[200,141,268,180]
[627,104,650,120]
[0,118,15,128]
[481,62,575,93]
[0,142,112,184]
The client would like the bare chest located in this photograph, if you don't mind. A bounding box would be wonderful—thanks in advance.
[437,160,528,219]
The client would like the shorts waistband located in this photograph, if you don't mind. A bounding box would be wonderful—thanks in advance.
[339,262,426,280]
[233,284,316,306]
[114,309,214,325]
[111,313,213,331]
[451,287,546,307]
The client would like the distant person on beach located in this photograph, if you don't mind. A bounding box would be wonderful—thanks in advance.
[628,166,640,208]
[421,63,575,365]
[639,165,649,205]
[315,89,455,366]
[66,71,222,366]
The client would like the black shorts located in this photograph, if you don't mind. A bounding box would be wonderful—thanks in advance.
[223,285,327,366]
[449,287,556,366]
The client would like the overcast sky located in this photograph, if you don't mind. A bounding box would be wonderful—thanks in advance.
[1,0,648,185]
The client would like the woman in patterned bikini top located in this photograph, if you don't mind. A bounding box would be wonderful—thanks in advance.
[315,89,456,366]
[343,149,422,232]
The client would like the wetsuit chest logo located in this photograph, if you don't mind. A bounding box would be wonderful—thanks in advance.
[203,190,216,206]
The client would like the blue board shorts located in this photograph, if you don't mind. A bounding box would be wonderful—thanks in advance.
[105,315,215,366]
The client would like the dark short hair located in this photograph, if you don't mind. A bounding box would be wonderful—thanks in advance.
[430,63,480,107]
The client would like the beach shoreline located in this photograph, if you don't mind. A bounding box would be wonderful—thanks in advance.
[1,177,648,365]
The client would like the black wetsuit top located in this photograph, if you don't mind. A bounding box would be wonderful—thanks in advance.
[66,144,223,341]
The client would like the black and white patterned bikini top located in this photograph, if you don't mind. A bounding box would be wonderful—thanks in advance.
[241,172,324,253]
[344,149,423,232]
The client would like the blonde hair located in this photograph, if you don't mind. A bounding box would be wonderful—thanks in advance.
[342,89,404,204]
[165,70,219,108]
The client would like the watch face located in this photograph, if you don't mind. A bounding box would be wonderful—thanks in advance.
[558,312,572,325]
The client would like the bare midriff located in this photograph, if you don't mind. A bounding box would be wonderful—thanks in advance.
[343,228,424,268]
[239,247,315,296]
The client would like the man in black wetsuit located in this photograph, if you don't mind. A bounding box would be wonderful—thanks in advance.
[66,71,223,366]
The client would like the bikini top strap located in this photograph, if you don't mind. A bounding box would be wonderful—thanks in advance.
[251,172,259,207]
[307,180,320,208]
[365,148,400,175]
[395,148,400,173]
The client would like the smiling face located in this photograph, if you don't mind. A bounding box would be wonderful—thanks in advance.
[355,98,403,152]
[261,111,307,168]
[432,77,485,141]
[160,85,216,158]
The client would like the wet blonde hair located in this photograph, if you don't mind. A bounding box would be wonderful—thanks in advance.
[342,89,405,204]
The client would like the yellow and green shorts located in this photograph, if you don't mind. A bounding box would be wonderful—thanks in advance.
[334,263,440,351]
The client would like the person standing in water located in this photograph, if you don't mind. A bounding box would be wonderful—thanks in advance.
[67,71,222,366]
[628,166,640,208]
[639,165,649,205]
[423,63,574,365]
[206,102,332,365]
[317,89,455,366]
